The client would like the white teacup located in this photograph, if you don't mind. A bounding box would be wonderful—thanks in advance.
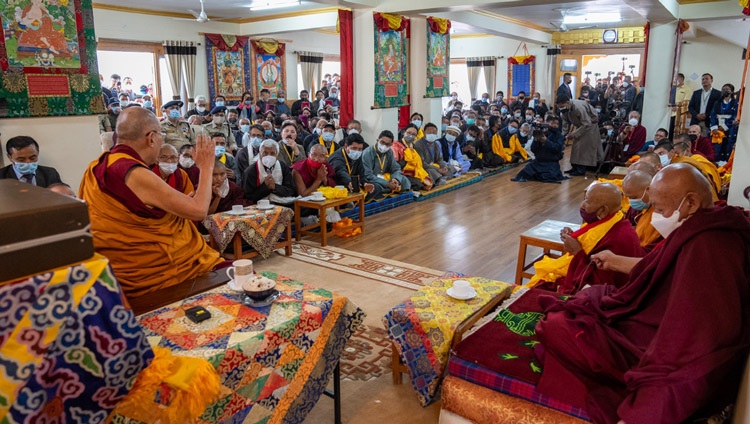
[257,199,271,208]
[452,280,473,296]
[226,259,254,286]
[231,204,244,213]
[312,192,325,200]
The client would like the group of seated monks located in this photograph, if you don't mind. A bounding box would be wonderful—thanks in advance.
[516,148,749,422]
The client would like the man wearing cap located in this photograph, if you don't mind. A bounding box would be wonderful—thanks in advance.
[100,97,120,133]
[440,125,471,177]
[160,100,195,149]
[202,105,237,153]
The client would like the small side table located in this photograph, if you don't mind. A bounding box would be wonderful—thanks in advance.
[514,219,577,285]
[609,166,629,179]
[294,193,365,246]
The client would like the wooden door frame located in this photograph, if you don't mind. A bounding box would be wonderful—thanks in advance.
[96,39,165,115]
[554,54,581,105]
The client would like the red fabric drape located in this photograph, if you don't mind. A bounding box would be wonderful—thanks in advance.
[339,9,354,128]
[398,102,410,129]
[640,23,650,87]
[373,13,409,32]
[204,34,249,52]
[250,40,285,56]
[426,17,451,34]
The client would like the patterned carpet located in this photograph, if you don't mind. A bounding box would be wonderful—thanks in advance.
[340,324,393,382]
[290,241,446,290]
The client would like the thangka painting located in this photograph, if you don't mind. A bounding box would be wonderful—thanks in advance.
[373,13,409,109]
[508,55,535,97]
[205,34,251,104]
[425,17,450,98]
[250,39,286,100]
[0,0,104,118]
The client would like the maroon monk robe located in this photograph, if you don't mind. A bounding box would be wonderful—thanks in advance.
[180,164,200,188]
[291,159,336,189]
[693,135,716,162]
[557,218,644,294]
[534,205,750,424]
[213,181,248,212]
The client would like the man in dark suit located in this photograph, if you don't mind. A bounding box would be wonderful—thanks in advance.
[557,73,573,102]
[1,136,63,187]
[688,73,722,135]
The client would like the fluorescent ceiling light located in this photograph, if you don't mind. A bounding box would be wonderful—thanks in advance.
[562,13,621,25]
[250,0,300,11]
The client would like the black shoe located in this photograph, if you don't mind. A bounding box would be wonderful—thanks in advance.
[564,169,574,174]
[568,170,586,176]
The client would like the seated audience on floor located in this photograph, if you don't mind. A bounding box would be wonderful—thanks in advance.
[536,163,750,424]
[79,108,222,298]
[178,144,200,187]
[292,143,336,197]
[277,122,305,167]
[502,121,531,163]
[526,182,644,294]
[392,124,433,191]
[440,125,471,177]
[151,144,193,195]
[361,130,410,194]
[209,160,247,214]
[212,133,238,182]
[710,83,738,162]
[1,136,63,187]
[329,133,381,201]
[242,139,296,204]
[478,117,506,168]
[687,124,715,162]
[640,127,668,153]
[407,113,425,140]
[617,111,646,160]
[415,123,450,186]
[622,170,661,251]
[311,123,340,156]
[512,117,566,183]
[160,100,195,149]
[236,124,264,180]
[48,182,77,198]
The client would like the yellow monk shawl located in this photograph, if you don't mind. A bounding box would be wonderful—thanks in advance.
[79,150,223,298]
[634,207,662,249]
[525,211,625,288]
[318,135,336,155]
[491,133,529,162]
[401,140,430,181]
[672,156,721,202]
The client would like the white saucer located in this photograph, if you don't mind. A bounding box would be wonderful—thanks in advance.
[446,287,477,300]
[309,197,326,202]
[256,204,275,210]
[227,279,244,292]
[225,210,247,215]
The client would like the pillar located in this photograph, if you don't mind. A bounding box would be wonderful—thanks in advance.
[727,58,750,207]
[641,22,677,139]
[409,17,445,131]
[352,9,399,142]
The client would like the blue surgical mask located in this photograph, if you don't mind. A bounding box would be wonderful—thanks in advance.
[445,134,457,143]
[465,135,475,142]
[629,198,649,211]
[215,101,225,107]
[14,161,38,176]
[168,109,181,120]
[143,100,152,108]
[425,134,439,143]
[514,112,522,118]
[501,107,508,114]
[508,126,518,134]
[412,120,422,128]
[265,129,273,137]
[250,137,262,148]
[347,149,363,160]
[441,124,448,132]
[322,132,335,142]
[241,124,250,133]
[607,129,614,136]
[466,118,475,125]
[215,145,226,157]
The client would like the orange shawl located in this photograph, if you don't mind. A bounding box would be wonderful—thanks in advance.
[634,207,662,249]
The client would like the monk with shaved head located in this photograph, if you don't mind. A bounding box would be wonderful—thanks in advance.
[626,160,656,177]
[536,163,750,423]
[622,170,661,250]
[79,107,223,299]
[527,182,643,294]
[637,151,661,171]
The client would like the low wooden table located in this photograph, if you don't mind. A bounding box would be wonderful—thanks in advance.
[514,219,576,285]
[294,193,365,246]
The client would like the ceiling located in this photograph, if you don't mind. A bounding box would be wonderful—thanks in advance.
[93,0,334,20]
[692,17,750,47]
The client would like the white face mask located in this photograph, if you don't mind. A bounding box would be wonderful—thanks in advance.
[377,142,390,153]
[347,128,359,135]
[347,149,363,160]
[179,156,194,169]
[159,162,178,175]
[217,178,230,198]
[651,196,688,238]
[425,134,439,143]
[261,155,276,168]
[659,153,670,167]
[213,116,225,125]
[629,118,639,126]
[196,106,206,113]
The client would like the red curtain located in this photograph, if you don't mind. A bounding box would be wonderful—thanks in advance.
[339,9,354,128]
[397,20,412,130]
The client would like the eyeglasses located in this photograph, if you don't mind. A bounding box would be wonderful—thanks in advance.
[146,130,167,138]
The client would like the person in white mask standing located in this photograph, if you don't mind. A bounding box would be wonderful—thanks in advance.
[151,144,194,195]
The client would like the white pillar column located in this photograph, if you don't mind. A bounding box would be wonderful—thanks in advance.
[728,64,750,207]
[353,9,398,143]
[409,17,444,130]
[641,22,677,139]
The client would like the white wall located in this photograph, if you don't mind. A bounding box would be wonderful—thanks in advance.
[679,33,744,92]
[450,36,549,101]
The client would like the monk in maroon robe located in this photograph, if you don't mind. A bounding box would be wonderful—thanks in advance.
[291,143,336,196]
[534,163,750,423]
[209,160,248,213]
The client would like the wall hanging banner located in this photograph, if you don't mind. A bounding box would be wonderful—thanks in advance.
[508,54,535,97]
[373,13,409,109]
[205,34,251,104]
[250,39,286,100]
[0,0,104,118]
[425,17,450,98]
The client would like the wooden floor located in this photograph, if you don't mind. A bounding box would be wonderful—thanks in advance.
[327,160,594,284]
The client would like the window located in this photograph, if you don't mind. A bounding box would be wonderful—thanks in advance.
[96,40,165,114]
[560,59,578,71]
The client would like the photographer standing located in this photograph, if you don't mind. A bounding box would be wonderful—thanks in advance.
[557,94,603,176]
[512,116,567,183]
